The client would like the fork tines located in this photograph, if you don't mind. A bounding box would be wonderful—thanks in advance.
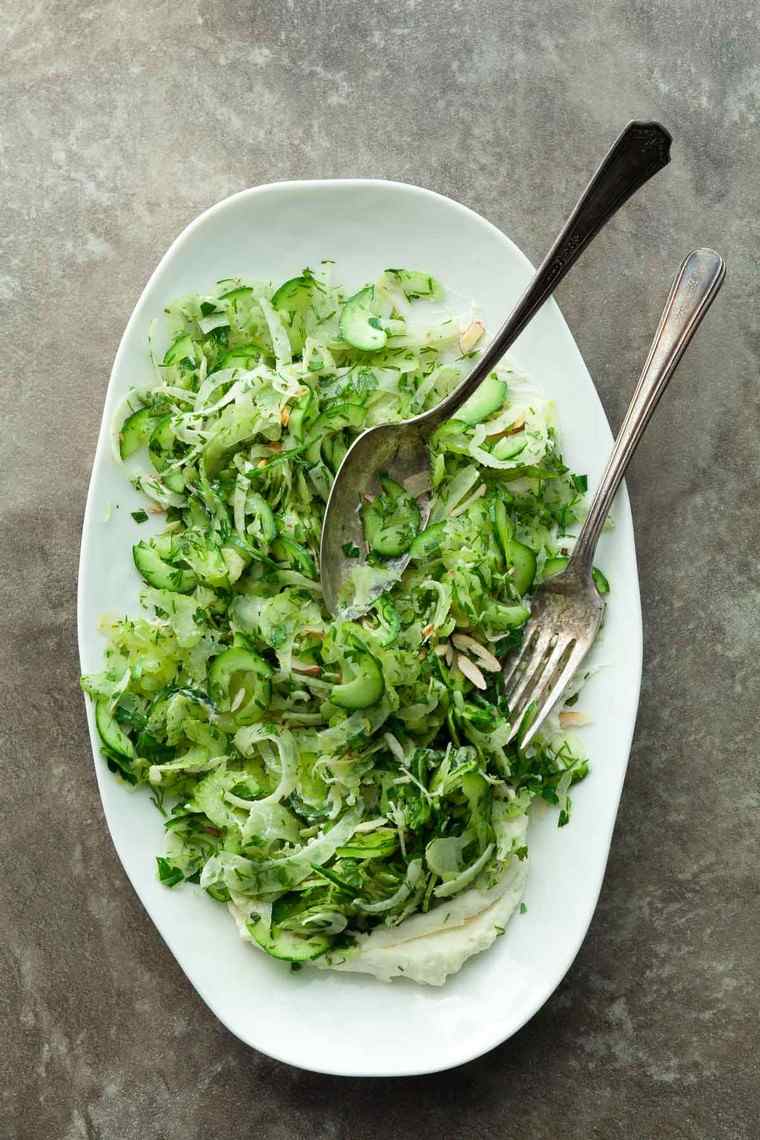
[503,623,588,747]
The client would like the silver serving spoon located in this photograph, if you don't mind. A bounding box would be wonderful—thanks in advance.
[320,121,672,615]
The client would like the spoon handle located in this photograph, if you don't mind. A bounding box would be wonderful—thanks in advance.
[569,247,725,577]
[422,120,672,430]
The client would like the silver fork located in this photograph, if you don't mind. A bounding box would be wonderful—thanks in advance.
[503,247,725,749]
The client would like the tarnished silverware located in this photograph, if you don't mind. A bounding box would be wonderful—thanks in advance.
[503,247,725,749]
[320,121,672,615]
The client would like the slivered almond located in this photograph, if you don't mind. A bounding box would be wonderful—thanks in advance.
[488,413,526,440]
[354,817,388,833]
[280,406,290,427]
[459,320,485,354]
[456,653,487,690]
[451,633,501,673]
[559,710,591,728]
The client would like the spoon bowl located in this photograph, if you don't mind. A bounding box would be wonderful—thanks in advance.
[320,420,431,616]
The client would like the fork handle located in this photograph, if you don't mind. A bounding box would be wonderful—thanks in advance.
[568,247,725,578]
[422,120,672,430]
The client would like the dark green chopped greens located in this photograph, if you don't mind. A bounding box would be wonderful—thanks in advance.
[83,264,600,974]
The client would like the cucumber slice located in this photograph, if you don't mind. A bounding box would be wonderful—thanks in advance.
[162,333,194,366]
[492,501,536,594]
[304,403,365,464]
[119,407,157,460]
[509,541,536,595]
[492,433,528,461]
[543,555,568,579]
[543,556,610,595]
[340,287,386,352]
[271,275,315,314]
[208,647,272,724]
[270,535,316,577]
[592,566,610,595]
[456,375,508,426]
[217,344,260,370]
[95,698,135,760]
[383,269,443,300]
[249,920,330,962]
[331,653,384,709]
[373,596,401,646]
[182,539,231,588]
[371,522,415,557]
[220,285,253,302]
[409,521,445,560]
[323,434,349,474]
[133,541,197,593]
[287,389,314,441]
[272,276,316,355]
[153,532,175,560]
[362,475,420,558]
[483,600,531,628]
[147,416,185,493]
[148,415,174,466]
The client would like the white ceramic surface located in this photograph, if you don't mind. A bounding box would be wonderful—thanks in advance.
[78,179,642,1077]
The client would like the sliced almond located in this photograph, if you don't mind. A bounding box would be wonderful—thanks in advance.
[280,406,291,427]
[421,623,435,640]
[257,458,268,468]
[292,659,321,676]
[230,687,246,712]
[452,633,501,673]
[457,653,487,690]
[445,644,454,667]
[354,817,388,833]
[559,710,591,728]
[459,319,485,354]
[433,643,449,657]
[269,441,283,453]
[487,413,526,440]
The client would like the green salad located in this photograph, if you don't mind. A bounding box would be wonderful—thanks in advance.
[82,264,600,984]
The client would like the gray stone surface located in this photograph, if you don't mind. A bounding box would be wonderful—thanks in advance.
[1,1,758,1137]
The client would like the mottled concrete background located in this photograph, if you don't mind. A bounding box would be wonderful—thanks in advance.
[2,2,758,1137]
